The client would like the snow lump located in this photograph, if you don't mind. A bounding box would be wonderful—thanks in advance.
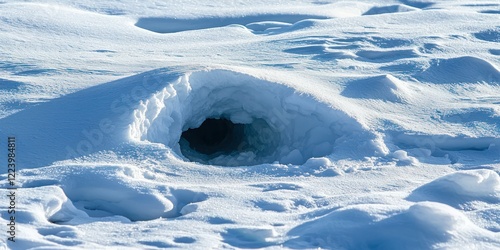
[130,69,381,166]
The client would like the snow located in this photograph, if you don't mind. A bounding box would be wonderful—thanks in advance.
[0,0,499,249]
[408,170,500,207]
[129,69,382,166]
[286,202,500,249]
[418,56,500,84]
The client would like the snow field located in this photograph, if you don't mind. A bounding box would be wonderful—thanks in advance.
[5,166,499,248]
[0,0,499,249]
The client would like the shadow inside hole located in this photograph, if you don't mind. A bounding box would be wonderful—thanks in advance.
[179,117,278,165]
[181,118,245,155]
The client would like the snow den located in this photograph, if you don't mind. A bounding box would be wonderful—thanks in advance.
[130,69,373,166]
[179,117,279,162]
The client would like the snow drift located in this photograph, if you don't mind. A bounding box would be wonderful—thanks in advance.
[130,69,383,166]
[285,202,500,249]
[1,1,500,249]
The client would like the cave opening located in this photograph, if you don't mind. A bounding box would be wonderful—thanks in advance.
[180,118,245,156]
[179,116,280,165]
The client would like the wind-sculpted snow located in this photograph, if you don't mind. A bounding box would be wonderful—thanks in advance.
[130,69,384,166]
[363,4,419,15]
[285,202,500,249]
[0,68,183,168]
[1,0,500,249]
[418,56,500,84]
[408,170,500,208]
[16,164,209,222]
[341,74,412,103]
[135,14,330,35]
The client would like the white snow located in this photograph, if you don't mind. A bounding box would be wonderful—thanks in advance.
[408,170,500,208]
[286,202,500,249]
[0,0,499,249]
[129,69,383,166]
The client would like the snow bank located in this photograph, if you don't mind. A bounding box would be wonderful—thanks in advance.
[408,170,500,207]
[341,74,412,103]
[0,68,183,169]
[0,186,89,249]
[222,227,278,248]
[18,164,209,221]
[0,65,385,169]
[130,69,384,166]
[418,56,500,84]
[363,4,419,15]
[135,13,329,34]
[21,186,88,224]
[285,202,500,249]
[58,165,176,221]
[392,149,418,165]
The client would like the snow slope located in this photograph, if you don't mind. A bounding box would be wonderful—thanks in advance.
[0,0,499,249]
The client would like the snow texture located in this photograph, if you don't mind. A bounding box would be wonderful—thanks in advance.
[0,0,499,249]
[129,69,382,166]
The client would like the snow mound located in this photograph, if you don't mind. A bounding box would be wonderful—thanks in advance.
[474,29,500,43]
[57,165,176,221]
[399,0,434,8]
[0,186,89,248]
[341,74,412,103]
[363,4,419,15]
[285,202,500,249]
[222,227,278,248]
[0,69,182,169]
[19,164,208,221]
[356,48,419,62]
[135,14,328,34]
[19,186,88,224]
[418,56,500,84]
[392,133,498,152]
[130,69,382,166]
[407,170,500,207]
[392,149,418,165]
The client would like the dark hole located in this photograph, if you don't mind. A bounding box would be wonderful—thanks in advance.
[181,118,245,155]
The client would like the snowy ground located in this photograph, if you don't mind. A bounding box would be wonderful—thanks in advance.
[0,0,499,249]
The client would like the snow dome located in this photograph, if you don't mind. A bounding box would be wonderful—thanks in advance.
[129,69,378,166]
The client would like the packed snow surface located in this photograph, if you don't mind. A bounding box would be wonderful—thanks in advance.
[0,0,499,249]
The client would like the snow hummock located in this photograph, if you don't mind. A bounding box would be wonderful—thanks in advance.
[418,56,500,84]
[129,69,383,166]
[285,202,500,249]
[341,74,412,103]
[408,170,500,207]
